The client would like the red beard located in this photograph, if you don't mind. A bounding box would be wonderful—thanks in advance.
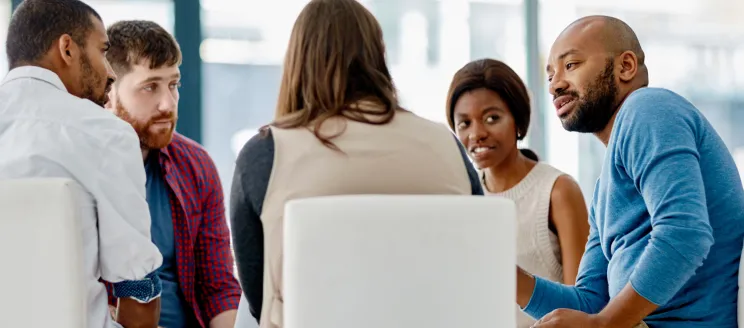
[114,103,177,149]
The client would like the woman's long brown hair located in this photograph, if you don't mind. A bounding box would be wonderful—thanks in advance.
[270,0,400,150]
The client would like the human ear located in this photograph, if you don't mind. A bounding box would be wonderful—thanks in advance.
[56,34,79,66]
[617,50,638,83]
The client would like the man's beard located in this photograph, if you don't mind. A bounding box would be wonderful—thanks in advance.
[79,54,111,107]
[558,58,619,133]
[114,102,177,150]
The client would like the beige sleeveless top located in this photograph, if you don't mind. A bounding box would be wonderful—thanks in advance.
[258,111,474,327]
[484,162,566,327]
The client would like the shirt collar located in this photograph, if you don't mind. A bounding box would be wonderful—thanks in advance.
[157,144,172,160]
[2,66,68,91]
[154,144,173,175]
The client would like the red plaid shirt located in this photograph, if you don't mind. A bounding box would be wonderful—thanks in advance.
[106,133,241,326]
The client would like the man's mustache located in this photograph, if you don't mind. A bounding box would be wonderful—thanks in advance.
[553,90,579,101]
[148,113,177,125]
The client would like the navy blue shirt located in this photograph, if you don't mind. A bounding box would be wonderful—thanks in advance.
[145,153,197,328]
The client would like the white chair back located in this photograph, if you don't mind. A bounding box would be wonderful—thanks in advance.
[283,195,516,328]
[0,178,86,327]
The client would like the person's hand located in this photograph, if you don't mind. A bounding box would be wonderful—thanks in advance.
[115,297,161,328]
[531,309,607,328]
[111,304,164,328]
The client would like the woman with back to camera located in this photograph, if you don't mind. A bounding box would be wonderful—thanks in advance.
[229,1,483,327]
[446,59,590,327]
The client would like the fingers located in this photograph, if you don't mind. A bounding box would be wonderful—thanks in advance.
[531,314,551,327]
[108,305,116,319]
[532,317,559,327]
[531,309,566,327]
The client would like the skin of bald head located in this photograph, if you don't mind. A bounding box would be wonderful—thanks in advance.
[546,15,649,138]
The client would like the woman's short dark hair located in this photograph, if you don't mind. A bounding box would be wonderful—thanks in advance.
[446,58,531,140]
[446,58,538,161]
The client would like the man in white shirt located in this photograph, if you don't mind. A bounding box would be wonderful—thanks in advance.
[0,1,163,327]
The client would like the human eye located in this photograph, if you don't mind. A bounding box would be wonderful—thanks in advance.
[485,115,500,123]
[456,120,469,130]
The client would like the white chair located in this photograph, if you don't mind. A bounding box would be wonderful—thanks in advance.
[283,195,516,328]
[0,178,86,327]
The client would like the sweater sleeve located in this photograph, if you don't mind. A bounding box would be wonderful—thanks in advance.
[230,130,275,321]
[523,202,610,317]
[615,89,714,306]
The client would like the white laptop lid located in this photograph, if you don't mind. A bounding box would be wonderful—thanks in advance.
[283,195,516,328]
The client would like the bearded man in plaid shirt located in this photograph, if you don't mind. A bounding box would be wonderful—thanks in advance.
[102,19,241,328]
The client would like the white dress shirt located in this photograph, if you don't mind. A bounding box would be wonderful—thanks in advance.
[0,66,163,328]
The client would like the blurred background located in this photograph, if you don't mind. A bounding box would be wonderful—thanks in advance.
[5,0,743,203]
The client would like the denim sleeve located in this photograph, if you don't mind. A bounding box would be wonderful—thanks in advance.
[111,271,162,303]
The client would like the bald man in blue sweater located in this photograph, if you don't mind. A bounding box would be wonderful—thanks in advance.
[516,16,744,327]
